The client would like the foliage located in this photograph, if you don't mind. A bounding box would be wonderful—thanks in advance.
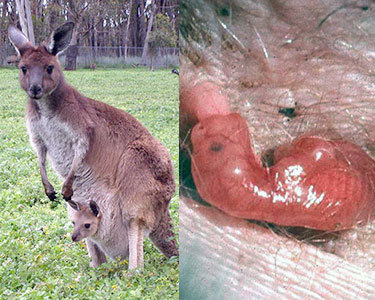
[0,68,179,299]
[0,0,179,48]
[148,14,178,54]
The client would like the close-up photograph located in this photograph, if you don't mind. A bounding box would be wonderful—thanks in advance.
[180,0,375,299]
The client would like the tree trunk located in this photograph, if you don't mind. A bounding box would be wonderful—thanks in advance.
[65,44,78,70]
[24,0,35,45]
[94,16,98,61]
[14,0,35,45]
[65,0,87,70]
[15,0,28,38]
[141,0,156,65]
[132,10,137,47]
[138,0,146,47]
[65,25,79,70]
[7,0,17,27]
[124,0,134,61]
[1,0,8,43]
[49,0,58,39]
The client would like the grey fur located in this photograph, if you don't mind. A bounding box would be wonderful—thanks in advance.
[8,25,31,55]
[9,23,178,270]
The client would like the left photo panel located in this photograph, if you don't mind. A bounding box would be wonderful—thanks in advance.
[0,1,179,298]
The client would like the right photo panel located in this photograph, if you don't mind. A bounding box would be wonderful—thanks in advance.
[179,1,375,298]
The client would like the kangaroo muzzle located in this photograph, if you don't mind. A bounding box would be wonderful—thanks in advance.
[71,232,80,242]
[28,84,43,99]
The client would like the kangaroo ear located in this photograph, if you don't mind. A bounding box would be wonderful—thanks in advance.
[8,25,32,56]
[44,22,74,55]
[67,199,81,211]
[89,200,100,217]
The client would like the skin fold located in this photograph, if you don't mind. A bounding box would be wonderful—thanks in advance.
[191,112,375,230]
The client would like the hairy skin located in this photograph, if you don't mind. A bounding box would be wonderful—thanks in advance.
[179,1,375,296]
[191,113,375,230]
[181,81,375,231]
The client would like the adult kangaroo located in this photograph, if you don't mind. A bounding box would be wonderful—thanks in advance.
[8,22,178,269]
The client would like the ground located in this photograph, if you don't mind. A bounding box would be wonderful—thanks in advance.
[0,67,179,299]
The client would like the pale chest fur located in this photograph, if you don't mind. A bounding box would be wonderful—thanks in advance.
[26,110,77,178]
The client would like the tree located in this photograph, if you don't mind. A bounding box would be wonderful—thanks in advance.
[141,0,156,65]
[1,0,179,69]
[14,0,35,45]
[64,0,90,70]
[124,0,134,60]
[147,13,177,70]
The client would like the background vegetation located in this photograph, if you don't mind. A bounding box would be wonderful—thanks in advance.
[0,0,179,69]
[0,67,179,299]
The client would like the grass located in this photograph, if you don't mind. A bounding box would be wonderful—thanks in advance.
[0,67,179,299]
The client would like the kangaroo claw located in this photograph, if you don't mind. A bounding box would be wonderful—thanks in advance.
[47,191,57,201]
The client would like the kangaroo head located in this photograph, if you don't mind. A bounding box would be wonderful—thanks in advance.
[8,22,74,100]
[67,199,101,242]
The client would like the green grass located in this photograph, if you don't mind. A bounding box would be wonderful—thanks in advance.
[0,68,179,299]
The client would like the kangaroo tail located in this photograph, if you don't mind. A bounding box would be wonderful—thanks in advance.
[150,209,179,258]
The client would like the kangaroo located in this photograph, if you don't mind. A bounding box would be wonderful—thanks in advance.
[8,22,178,269]
[66,198,177,267]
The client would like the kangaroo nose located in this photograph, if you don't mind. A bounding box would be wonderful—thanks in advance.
[29,85,42,97]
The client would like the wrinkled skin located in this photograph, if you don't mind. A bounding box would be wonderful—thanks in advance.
[191,112,375,230]
[180,0,375,297]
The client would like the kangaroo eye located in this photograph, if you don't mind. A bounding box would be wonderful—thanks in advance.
[84,224,90,229]
[20,66,27,74]
[72,221,75,225]
[47,65,54,74]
